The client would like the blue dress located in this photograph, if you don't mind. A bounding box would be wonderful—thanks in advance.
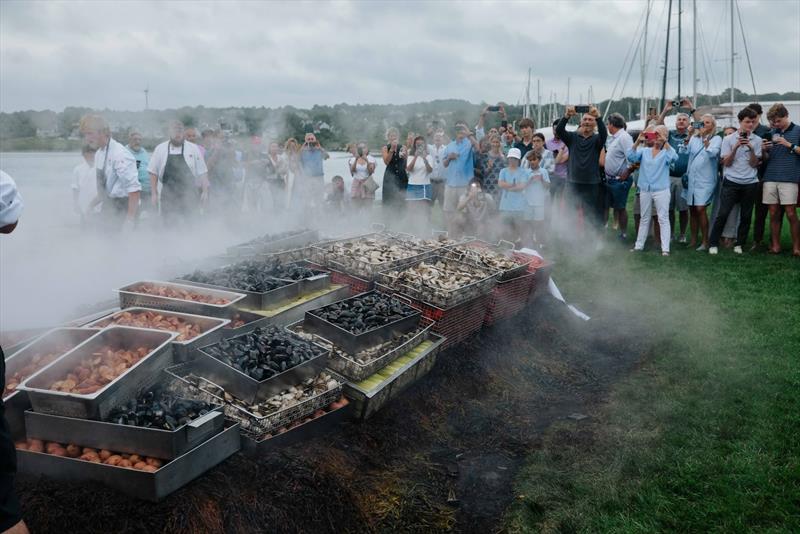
[683,136,722,206]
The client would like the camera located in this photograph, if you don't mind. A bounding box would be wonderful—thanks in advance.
[671,100,682,108]
[574,105,591,113]
[692,121,704,129]
[357,147,364,157]
[643,132,658,141]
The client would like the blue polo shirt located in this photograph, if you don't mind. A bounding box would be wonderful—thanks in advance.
[443,138,474,187]
[300,148,324,177]
[667,130,690,177]
[498,166,531,212]
[127,146,151,192]
[764,122,800,183]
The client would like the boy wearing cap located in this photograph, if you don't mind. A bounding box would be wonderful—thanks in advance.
[498,148,532,243]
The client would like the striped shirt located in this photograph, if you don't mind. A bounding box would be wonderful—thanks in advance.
[764,122,800,184]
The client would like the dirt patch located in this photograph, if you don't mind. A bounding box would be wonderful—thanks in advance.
[15,295,649,533]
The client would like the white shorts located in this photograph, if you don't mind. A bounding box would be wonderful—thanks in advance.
[763,181,798,205]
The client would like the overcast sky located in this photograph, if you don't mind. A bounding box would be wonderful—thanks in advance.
[1,0,798,112]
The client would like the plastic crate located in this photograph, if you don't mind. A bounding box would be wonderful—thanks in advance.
[483,272,536,326]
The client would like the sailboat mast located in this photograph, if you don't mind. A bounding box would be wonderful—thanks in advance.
[692,0,697,103]
[525,68,531,119]
[641,0,650,120]
[730,0,734,110]
[678,0,682,98]
[536,79,541,128]
[660,0,673,109]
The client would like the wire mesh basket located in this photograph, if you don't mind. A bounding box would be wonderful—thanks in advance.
[287,317,434,382]
[164,362,343,439]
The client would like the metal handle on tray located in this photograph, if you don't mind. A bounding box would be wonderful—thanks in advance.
[431,230,448,238]
[371,222,386,232]
[498,240,516,251]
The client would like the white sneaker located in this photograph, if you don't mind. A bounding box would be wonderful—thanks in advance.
[733,246,743,254]
[678,235,688,244]
[709,247,719,255]
[696,244,707,252]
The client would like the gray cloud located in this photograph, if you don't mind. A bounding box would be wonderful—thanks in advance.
[1,0,798,112]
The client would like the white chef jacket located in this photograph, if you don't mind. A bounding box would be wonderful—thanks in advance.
[0,170,24,227]
[94,138,141,199]
[148,141,209,186]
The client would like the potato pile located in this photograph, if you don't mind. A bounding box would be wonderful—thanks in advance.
[48,345,151,395]
[15,439,164,472]
[130,283,231,305]
[94,310,206,341]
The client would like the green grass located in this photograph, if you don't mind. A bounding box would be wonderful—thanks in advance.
[505,220,800,532]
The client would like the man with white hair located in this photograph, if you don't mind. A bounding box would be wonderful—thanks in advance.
[79,114,141,230]
[427,130,447,209]
[658,98,701,243]
[603,113,634,240]
[148,119,209,225]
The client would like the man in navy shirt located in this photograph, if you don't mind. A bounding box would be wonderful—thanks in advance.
[762,103,800,255]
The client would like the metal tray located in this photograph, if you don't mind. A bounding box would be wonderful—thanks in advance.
[376,254,500,309]
[240,403,352,456]
[287,318,433,382]
[227,229,320,257]
[15,423,241,502]
[310,232,431,280]
[175,277,301,311]
[18,326,177,420]
[24,403,225,460]
[222,310,273,337]
[445,239,531,281]
[345,333,446,420]
[194,332,331,403]
[253,283,351,328]
[164,361,344,438]
[86,307,230,362]
[303,292,421,354]
[117,280,247,318]
[3,328,102,432]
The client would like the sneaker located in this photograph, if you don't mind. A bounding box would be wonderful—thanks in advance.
[696,244,707,252]
[678,235,688,244]
[733,246,743,254]
[630,248,643,252]
[709,247,719,255]
[662,251,670,256]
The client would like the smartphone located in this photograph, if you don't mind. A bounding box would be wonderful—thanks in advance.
[739,131,749,139]
[644,132,658,141]
[672,100,682,108]
[575,105,591,113]
[692,121,704,129]
[487,106,500,112]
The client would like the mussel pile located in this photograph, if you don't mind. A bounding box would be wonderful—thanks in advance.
[311,293,416,335]
[94,310,206,341]
[107,389,217,430]
[241,229,309,247]
[130,283,231,305]
[48,345,151,395]
[182,261,318,293]
[3,342,82,398]
[202,326,323,381]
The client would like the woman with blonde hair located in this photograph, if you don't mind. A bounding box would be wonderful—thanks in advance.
[684,114,722,250]
[627,125,678,255]
[283,137,301,207]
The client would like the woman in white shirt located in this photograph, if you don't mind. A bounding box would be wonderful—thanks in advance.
[405,135,434,233]
[348,142,377,211]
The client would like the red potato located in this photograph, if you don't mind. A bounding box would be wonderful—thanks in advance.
[141,464,158,473]
[133,461,148,470]
[15,441,28,451]
[50,447,68,457]
[128,454,142,464]
[145,458,163,468]
[79,452,101,463]
[46,442,63,454]
[117,459,133,468]
[27,439,44,453]
[98,449,112,461]
[105,455,123,466]
[66,444,82,458]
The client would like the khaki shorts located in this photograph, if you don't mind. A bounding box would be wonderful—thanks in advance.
[762,181,799,205]
[669,176,688,211]
[443,185,467,212]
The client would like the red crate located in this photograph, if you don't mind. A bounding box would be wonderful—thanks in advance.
[329,269,373,294]
[483,272,536,326]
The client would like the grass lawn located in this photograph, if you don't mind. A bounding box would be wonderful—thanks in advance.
[505,217,799,532]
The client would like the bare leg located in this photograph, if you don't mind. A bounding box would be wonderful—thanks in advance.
[679,209,689,238]
[769,204,782,253]
[668,210,675,239]
[785,205,800,255]
[699,207,710,248]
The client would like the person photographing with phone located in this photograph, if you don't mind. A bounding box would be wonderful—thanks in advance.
[348,142,377,212]
[555,105,607,239]
[455,178,497,240]
[381,127,408,211]
[442,122,479,236]
[683,114,722,250]
[627,126,678,256]
[299,132,329,212]
[405,136,434,234]
[708,106,763,255]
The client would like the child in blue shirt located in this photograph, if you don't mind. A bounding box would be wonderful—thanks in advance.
[524,150,550,247]
[498,148,531,243]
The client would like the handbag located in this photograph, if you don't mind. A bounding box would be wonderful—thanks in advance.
[363,175,380,194]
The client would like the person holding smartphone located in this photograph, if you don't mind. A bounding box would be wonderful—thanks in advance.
[684,114,722,250]
[348,142,377,212]
[708,107,763,255]
[627,126,678,256]
[299,132,329,212]
[405,136,434,234]
[381,127,408,211]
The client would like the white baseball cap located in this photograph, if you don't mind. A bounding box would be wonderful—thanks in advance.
[507,148,522,160]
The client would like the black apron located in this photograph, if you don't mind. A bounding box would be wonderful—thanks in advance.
[0,344,22,531]
[160,142,195,222]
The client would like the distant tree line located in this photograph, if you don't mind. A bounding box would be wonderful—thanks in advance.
[2,89,797,151]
